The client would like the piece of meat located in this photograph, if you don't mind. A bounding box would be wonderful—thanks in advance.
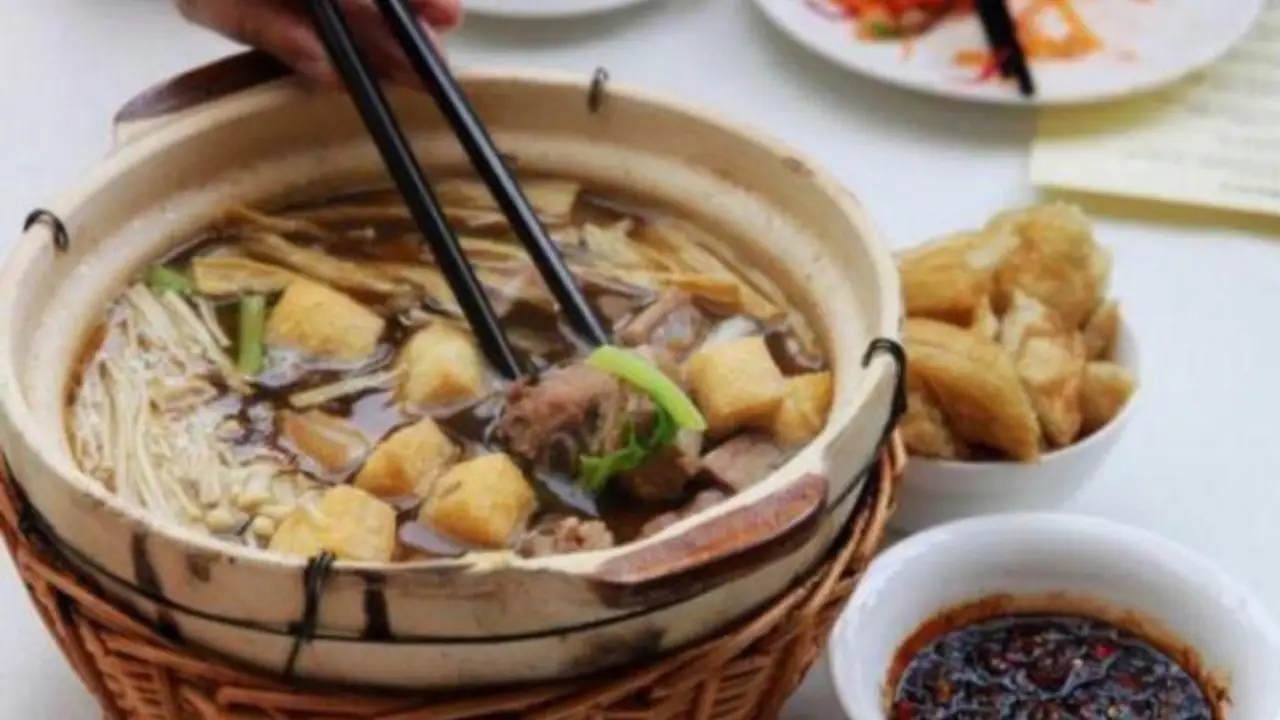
[518,516,616,557]
[700,433,788,492]
[593,379,654,457]
[617,441,702,502]
[617,290,710,358]
[497,355,698,497]
[639,488,731,539]
[496,364,625,465]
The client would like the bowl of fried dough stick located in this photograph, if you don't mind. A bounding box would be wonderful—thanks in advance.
[893,202,1139,533]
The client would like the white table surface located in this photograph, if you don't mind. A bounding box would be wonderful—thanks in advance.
[2,0,1280,718]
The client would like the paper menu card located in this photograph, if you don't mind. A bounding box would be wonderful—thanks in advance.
[1030,3,1280,217]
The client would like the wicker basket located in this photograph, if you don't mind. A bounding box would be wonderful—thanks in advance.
[0,434,903,720]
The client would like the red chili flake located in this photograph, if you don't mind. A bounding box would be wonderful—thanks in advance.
[893,700,916,720]
[970,49,1012,84]
[1094,644,1116,659]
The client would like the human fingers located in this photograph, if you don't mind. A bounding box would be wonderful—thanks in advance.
[175,0,339,85]
[176,0,458,86]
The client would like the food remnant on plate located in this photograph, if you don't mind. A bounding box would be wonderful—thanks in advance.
[897,202,1136,462]
[65,177,834,561]
[812,1,1145,81]
[952,0,1108,73]
[824,0,970,40]
[890,611,1221,719]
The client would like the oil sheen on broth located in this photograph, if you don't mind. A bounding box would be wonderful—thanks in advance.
[66,177,834,563]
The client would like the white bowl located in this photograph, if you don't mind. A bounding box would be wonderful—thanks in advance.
[892,319,1141,534]
[830,513,1280,720]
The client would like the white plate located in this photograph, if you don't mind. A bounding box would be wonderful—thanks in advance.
[751,0,1264,105]
[463,0,660,19]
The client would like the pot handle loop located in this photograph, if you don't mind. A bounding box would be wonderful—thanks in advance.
[860,336,908,477]
[112,51,294,149]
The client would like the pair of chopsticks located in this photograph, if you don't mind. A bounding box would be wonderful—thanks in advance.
[307,0,609,380]
[975,0,1035,97]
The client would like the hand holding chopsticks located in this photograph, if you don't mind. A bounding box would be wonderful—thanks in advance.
[175,0,463,87]
[306,0,609,380]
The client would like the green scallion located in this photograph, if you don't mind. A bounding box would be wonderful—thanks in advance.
[146,265,193,295]
[237,294,267,376]
[585,345,707,432]
[574,345,706,494]
[578,406,678,495]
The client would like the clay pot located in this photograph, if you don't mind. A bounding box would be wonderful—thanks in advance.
[0,53,901,688]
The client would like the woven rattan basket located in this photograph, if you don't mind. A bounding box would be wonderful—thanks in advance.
[0,433,903,720]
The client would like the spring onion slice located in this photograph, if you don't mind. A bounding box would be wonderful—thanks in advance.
[237,294,267,375]
[578,407,677,494]
[147,265,193,295]
[585,345,707,432]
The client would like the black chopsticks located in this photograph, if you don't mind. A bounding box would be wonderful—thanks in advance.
[373,0,610,349]
[975,0,1035,98]
[308,0,609,379]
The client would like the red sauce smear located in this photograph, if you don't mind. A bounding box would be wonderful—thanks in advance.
[890,614,1218,719]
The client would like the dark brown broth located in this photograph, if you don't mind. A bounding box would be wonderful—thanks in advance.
[73,180,827,558]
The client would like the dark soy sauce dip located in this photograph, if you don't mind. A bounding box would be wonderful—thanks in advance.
[890,612,1221,720]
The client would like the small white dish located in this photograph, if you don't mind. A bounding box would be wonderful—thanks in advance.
[892,318,1139,534]
[751,0,1263,106]
[830,513,1280,719]
[463,0,660,19]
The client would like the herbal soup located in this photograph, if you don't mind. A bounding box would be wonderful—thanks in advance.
[66,178,833,562]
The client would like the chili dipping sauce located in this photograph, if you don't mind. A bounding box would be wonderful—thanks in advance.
[889,607,1223,720]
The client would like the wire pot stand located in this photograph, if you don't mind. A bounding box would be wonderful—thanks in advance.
[0,434,903,720]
